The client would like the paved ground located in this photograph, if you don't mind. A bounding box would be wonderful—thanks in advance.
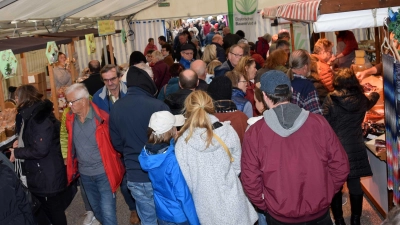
[66,185,384,225]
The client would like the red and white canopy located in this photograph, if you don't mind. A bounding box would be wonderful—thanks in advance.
[263,0,320,22]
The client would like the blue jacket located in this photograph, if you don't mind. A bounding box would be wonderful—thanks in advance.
[139,139,200,225]
[109,87,170,182]
[205,32,215,45]
[157,77,180,101]
[179,58,192,69]
[214,60,233,77]
[211,42,226,63]
[92,81,128,113]
[232,88,252,118]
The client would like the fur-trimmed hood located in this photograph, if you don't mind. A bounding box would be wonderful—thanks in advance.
[18,99,53,124]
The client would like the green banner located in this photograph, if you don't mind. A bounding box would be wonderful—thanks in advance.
[227,0,258,42]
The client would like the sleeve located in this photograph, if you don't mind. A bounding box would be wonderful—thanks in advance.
[175,140,193,192]
[305,90,323,115]
[366,92,380,110]
[325,123,350,193]
[341,32,358,56]
[240,126,267,210]
[322,95,334,124]
[109,109,124,154]
[60,108,70,159]
[14,119,54,160]
[227,125,242,176]
[243,102,253,118]
[169,160,200,225]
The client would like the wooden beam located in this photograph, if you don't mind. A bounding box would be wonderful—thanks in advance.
[290,23,295,52]
[20,53,28,76]
[374,27,381,64]
[67,42,77,82]
[0,75,6,111]
[48,64,60,119]
[107,35,115,65]
[361,183,386,218]
[320,0,400,14]
[320,32,326,39]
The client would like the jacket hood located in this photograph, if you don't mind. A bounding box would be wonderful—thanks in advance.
[330,90,368,113]
[139,140,173,171]
[180,114,231,152]
[19,99,53,123]
[263,103,309,137]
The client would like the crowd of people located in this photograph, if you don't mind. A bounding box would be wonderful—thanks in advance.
[2,17,400,225]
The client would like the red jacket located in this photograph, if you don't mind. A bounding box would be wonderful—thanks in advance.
[66,102,125,193]
[337,31,358,56]
[256,37,270,59]
[250,50,265,67]
[203,22,212,36]
[152,60,171,92]
[245,81,257,116]
[241,112,349,223]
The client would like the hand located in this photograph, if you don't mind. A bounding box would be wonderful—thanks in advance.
[9,148,15,163]
[356,71,369,81]
[12,140,18,148]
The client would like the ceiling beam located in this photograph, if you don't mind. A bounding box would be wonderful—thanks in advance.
[100,0,145,20]
[0,0,17,9]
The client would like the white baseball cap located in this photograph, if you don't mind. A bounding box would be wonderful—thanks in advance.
[149,111,185,135]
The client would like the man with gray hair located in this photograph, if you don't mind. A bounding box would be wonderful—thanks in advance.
[190,60,208,91]
[65,83,125,225]
[241,70,349,224]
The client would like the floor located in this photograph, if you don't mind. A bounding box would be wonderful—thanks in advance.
[65,186,385,225]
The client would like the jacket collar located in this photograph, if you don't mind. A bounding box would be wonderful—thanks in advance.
[98,81,127,100]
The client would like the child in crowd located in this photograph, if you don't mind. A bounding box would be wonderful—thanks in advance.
[139,111,199,225]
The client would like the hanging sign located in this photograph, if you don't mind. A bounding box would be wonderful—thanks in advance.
[85,33,96,55]
[0,49,17,79]
[45,41,59,64]
[227,0,258,43]
[98,20,116,36]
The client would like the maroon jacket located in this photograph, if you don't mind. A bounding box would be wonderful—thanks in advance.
[241,111,349,223]
[152,60,171,92]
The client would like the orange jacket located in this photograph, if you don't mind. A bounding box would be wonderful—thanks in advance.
[311,54,334,92]
[65,102,125,193]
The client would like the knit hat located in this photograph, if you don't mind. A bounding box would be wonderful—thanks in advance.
[263,33,272,43]
[181,44,195,51]
[207,75,232,100]
[126,66,158,96]
[260,70,291,95]
[149,111,185,135]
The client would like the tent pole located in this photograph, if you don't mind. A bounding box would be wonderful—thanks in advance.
[48,64,60,119]
[68,40,77,82]
[20,53,28,76]
[290,23,295,51]
[103,37,108,65]
[0,75,5,111]
[374,27,381,64]
[108,35,115,65]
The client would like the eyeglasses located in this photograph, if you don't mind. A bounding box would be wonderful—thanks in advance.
[182,51,193,55]
[161,49,167,52]
[230,52,243,58]
[67,98,82,106]
[103,76,118,83]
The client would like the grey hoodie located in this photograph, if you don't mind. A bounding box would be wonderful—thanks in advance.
[263,103,309,137]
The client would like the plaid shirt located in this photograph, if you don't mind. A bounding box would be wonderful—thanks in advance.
[291,74,323,115]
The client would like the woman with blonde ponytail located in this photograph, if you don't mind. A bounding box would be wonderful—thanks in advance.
[175,90,257,225]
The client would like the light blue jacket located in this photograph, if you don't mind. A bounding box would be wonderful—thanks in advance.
[139,139,199,225]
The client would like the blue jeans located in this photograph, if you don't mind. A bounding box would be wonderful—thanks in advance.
[158,219,190,225]
[258,212,268,225]
[127,181,157,225]
[80,173,117,225]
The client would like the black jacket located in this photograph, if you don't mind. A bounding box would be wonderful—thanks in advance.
[14,100,67,196]
[223,33,241,50]
[211,42,226,63]
[323,89,379,178]
[164,89,193,115]
[0,160,35,225]
[81,73,104,96]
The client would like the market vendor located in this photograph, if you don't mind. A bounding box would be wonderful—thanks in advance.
[331,30,359,68]
[53,52,72,90]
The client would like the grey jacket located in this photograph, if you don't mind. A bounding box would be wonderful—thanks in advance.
[175,114,257,225]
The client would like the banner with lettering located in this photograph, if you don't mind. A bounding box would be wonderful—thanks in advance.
[227,0,258,43]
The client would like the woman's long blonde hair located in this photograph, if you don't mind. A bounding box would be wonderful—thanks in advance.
[234,56,255,80]
[177,90,215,148]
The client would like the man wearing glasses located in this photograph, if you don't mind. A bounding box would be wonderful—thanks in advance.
[65,83,125,225]
[179,44,195,69]
[214,44,244,77]
[92,64,128,113]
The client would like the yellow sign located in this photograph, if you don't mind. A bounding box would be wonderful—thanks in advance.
[98,20,116,36]
[85,34,96,55]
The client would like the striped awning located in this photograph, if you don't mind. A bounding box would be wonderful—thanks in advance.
[262,5,280,19]
[277,0,321,22]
